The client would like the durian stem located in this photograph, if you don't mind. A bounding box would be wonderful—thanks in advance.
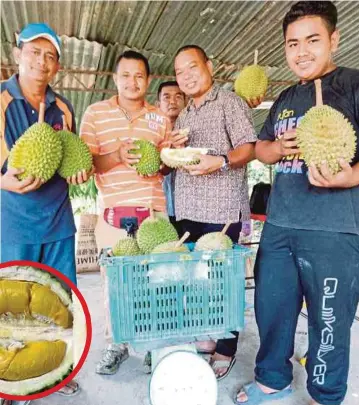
[148,203,155,219]
[175,232,190,248]
[62,115,68,131]
[254,49,259,65]
[314,79,323,106]
[221,222,232,236]
[38,102,45,124]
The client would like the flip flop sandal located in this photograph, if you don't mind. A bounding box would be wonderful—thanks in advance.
[55,380,80,397]
[234,382,293,405]
[210,356,236,381]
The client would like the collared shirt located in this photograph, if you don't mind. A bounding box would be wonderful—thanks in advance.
[174,85,257,224]
[80,96,170,211]
[1,74,76,244]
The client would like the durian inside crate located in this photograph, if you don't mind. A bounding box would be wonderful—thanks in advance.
[101,244,250,351]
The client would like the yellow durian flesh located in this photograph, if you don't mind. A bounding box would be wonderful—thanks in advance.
[296,105,356,175]
[0,340,67,381]
[0,280,73,329]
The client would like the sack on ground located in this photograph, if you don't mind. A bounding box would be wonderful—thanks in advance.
[76,214,100,273]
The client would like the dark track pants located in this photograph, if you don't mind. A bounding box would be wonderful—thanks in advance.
[254,222,359,405]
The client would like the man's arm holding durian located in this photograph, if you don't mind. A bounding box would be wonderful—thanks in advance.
[255,130,299,164]
[0,168,43,194]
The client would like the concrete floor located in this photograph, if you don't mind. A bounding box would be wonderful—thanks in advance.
[32,272,359,405]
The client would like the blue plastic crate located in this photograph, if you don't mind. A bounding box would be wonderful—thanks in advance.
[101,244,250,350]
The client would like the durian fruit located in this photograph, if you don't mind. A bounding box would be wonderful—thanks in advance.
[296,79,356,175]
[195,222,233,251]
[8,103,63,182]
[57,117,93,178]
[136,212,179,254]
[152,232,190,254]
[112,237,142,256]
[0,266,87,396]
[234,50,268,102]
[129,139,161,176]
[160,147,208,168]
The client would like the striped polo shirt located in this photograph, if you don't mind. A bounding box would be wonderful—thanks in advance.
[80,96,170,211]
[1,74,76,244]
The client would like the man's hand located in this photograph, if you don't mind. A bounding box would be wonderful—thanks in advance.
[276,130,299,157]
[184,155,224,176]
[246,95,265,109]
[67,165,95,185]
[118,139,141,169]
[1,167,43,194]
[170,129,189,149]
[308,159,355,188]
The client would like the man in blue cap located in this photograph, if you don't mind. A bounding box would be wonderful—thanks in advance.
[0,23,88,400]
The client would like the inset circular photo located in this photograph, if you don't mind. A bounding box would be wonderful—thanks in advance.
[0,260,92,402]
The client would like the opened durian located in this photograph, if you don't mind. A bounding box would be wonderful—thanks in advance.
[160,147,208,168]
[234,50,268,102]
[129,139,161,176]
[296,79,356,175]
[0,266,87,396]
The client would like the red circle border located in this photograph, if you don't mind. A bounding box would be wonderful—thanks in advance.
[0,260,92,401]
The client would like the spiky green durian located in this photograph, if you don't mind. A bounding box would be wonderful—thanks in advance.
[195,232,233,251]
[8,123,63,182]
[152,241,190,254]
[57,130,93,178]
[234,65,268,102]
[160,147,208,168]
[0,266,86,396]
[296,105,356,175]
[112,237,141,256]
[137,217,179,254]
[129,139,161,176]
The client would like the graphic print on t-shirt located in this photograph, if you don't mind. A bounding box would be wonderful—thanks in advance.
[274,108,305,175]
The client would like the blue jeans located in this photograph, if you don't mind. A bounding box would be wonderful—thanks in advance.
[1,236,77,286]
[254,222,359,405]
[177,219,242,357]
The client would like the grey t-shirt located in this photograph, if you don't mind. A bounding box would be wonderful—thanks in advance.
[259,67,359,234]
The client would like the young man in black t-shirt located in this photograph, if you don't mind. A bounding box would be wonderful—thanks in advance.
[235,2,359,405]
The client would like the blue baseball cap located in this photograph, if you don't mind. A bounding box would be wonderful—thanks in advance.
[17,23,61,57]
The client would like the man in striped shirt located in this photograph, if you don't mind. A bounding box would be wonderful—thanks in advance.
[80,50,171,375]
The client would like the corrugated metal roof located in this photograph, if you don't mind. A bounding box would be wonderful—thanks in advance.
[1,0,358,132]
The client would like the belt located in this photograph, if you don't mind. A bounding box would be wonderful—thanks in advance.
[103,206,151,234]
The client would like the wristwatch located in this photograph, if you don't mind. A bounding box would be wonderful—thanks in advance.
[220,154,230,171]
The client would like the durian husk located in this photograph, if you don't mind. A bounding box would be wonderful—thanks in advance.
[160,147,208,168]
[234,65,268,101]
[112,237,142,256]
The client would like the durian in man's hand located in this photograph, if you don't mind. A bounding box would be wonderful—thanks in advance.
[57,116,93,179]
[296,79,356,175]
[234,50,268,102]
[129,139,161,176]
[8,103,63,182]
